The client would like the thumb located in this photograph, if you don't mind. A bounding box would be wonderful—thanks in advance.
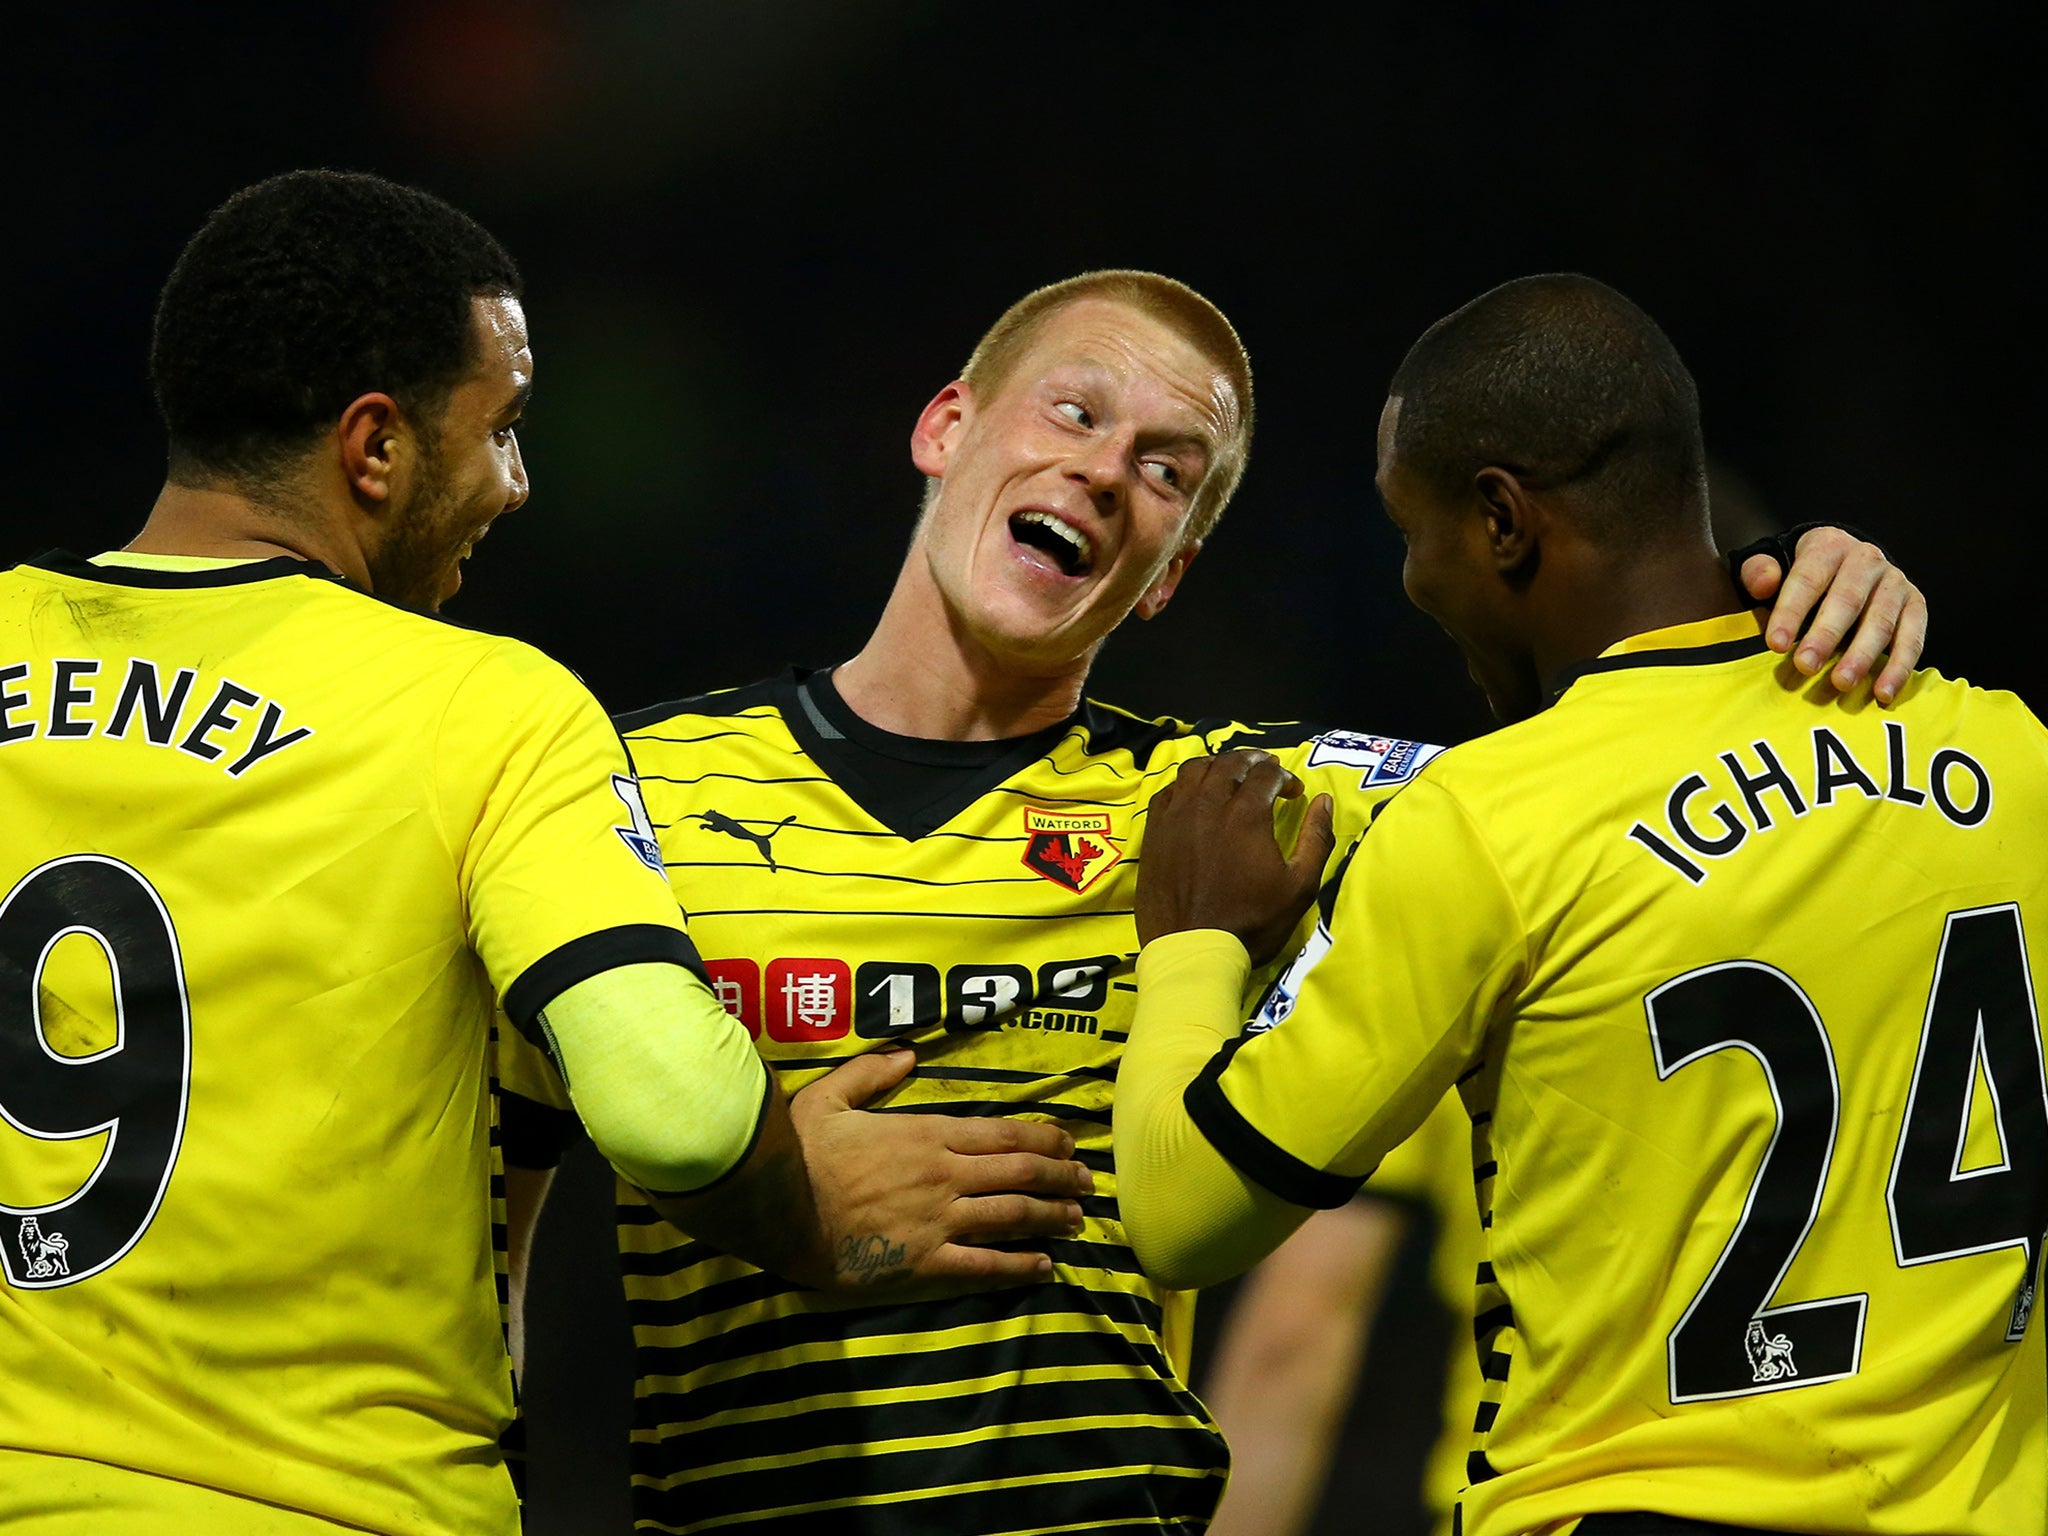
[801,1047,915,1113]
[1286,793,1337,891]
[1739,552,1784,604]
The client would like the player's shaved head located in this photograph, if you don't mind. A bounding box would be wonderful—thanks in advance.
[1387,274,1707,544]
[152,170,523,493]
[961,270,1253,542]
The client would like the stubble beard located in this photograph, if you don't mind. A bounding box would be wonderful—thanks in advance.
[366,438,464,612]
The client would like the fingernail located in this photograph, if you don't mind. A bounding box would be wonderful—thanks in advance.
[1078,1167,1096,1193]
[1770,628,1792,649]
[1796,647,1820,671]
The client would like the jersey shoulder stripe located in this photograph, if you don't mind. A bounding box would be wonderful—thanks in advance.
[613,676,785,735]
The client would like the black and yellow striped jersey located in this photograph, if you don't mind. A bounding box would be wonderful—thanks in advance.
[1189,612,2048,1536]
[503,665,1443,1535]
[0,551,695,1535]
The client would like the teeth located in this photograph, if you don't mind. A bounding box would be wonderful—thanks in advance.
[1015,510,1094,569]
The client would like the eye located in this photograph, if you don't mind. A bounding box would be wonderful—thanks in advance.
[1143,460,1182,489]
[1055,400,1093,429]
[492,420,522,447]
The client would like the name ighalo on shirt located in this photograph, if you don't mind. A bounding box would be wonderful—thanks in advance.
[1629,720,1990,884]
[0,657,313,776]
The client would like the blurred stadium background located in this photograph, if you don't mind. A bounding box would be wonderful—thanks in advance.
[10,5,2034,1530]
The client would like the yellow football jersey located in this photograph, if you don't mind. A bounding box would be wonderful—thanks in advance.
[0,551,695,1535]
[1361,1092,1483,1536]
[1196,611,2048,1535]
[503,666,1442,1534]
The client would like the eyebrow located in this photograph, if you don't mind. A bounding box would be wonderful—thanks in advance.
[495,380,533,423]
[1051,358,1221,455]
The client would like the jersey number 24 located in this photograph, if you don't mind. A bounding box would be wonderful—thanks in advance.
[1647,902,2048,1402]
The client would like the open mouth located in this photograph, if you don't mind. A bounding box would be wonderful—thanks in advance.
[1008,510,1095,577]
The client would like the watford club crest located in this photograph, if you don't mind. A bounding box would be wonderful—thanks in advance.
[1021,807,1123,893]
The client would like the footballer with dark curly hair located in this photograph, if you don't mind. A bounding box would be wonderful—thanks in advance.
[0,170,1089,1535]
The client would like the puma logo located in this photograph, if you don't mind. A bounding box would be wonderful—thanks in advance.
[694,810,796,871]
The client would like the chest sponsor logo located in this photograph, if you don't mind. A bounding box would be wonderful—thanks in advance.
[764,957,853,1042]
[699,954,1118,1041]
[704,958,763,1036]
[1021,807,1123,893]
[1304,729,1444,788]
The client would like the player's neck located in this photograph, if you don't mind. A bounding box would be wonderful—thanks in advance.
[835,572,1090,742]
[130,481,373,588]
[1534,541,1747,696]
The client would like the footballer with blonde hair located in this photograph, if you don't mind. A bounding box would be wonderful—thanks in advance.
[505,269,1923,1534]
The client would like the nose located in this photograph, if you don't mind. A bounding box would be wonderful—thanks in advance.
[505,434,531,513]
[1064,427,1136,515]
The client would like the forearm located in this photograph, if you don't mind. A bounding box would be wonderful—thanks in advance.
[535,961,770,1195]
[1115,931,1308,1290]
[534,968,1093,1294]
[645,1088,835,1286]
[1204,1200,1409,1536]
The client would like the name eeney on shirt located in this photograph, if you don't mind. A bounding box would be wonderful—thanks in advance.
[0,657,313,777]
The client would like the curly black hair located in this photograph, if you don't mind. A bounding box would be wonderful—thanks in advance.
[151,169,523,487]
[1389,274,1707,547]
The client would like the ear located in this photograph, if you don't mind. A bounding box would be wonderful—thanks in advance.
[909,381,972,479]
[1135,537,1203,621]
[337,393,403,507]
[1473,466,1543,576]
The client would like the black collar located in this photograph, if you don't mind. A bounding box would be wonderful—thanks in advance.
[778,667,1078,840]
[1550,632,1772,700]
[19,549,348,590]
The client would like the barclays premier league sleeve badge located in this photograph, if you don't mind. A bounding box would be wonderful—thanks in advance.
[1305,730,1445,789]
[610,775,668,875]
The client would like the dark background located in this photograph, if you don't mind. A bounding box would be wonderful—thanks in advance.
[9,5,2036,1531]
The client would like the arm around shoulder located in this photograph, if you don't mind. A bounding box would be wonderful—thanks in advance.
[534,963,1099,1293]
[1118,774,1516,1289]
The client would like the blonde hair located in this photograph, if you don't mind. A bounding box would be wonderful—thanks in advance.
[955,269,1253,543]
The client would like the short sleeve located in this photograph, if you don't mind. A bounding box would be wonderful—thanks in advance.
[438,642,701,1033]
[1187,775,1525,1207]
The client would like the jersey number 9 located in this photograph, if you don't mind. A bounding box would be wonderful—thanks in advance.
[0,856,191,1289]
